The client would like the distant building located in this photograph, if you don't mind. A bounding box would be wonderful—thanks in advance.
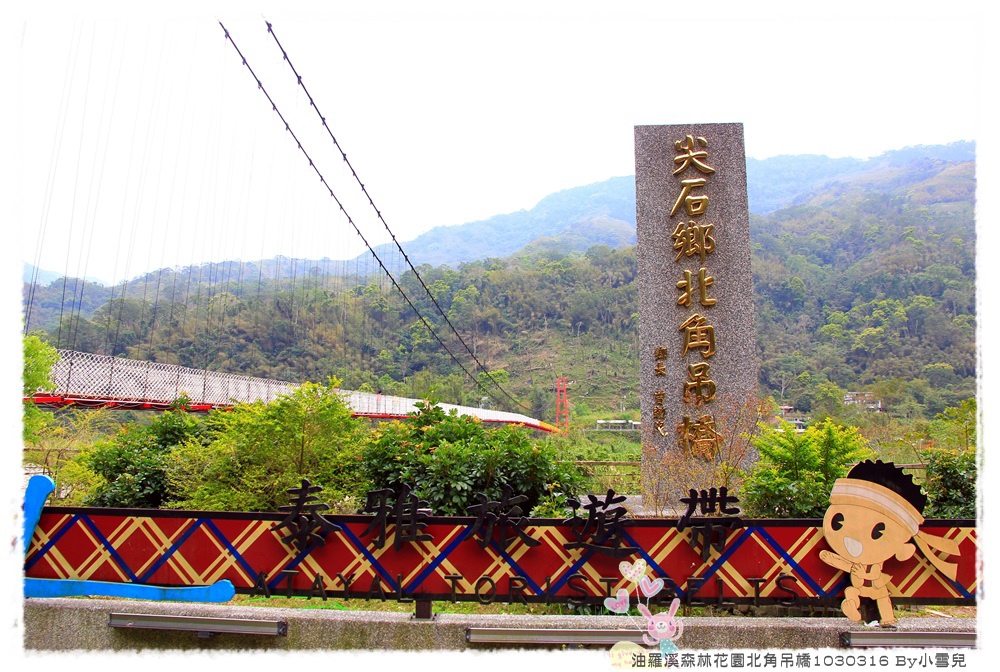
[843,392,884,412]
[593,420,641,432]
[766,413,806,432]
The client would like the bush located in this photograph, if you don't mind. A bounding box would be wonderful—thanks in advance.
[80,410,205,508]
[362,401,584,516]
[741,420,872,518]
[166,380,369,511]
[83,426,171,508]
[922,447,976,519]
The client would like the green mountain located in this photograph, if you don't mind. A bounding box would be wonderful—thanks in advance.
[364,141,974,269]
[368,175,639,269]
[24,142,975,425]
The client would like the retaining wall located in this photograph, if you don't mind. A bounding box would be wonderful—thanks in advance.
[23,598,976,652]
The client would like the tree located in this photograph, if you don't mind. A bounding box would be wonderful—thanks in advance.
[75,410,203,508]
[23,335,59,443]
[741,420,873,518]
[930,398,976,451]
[447,285,482,357]
[83,425,172,508]
[812,381,846,421]
[810,420,871,486]
[476,368,510,408]
[25,408,118,504]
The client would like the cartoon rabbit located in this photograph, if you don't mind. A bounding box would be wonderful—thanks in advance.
[637,598,683,647]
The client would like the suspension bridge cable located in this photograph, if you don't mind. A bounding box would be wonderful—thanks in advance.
[144,27,195,362]
[25,21,82,336]
[56,24,96,350]
[181,43,228,357]
[167,46,203,332]
[139,38,183,362]
[261,20,526,409]
[102,28,155,356]
[251,135,277,370]
[204,70,241,360]
[224,136,257,374]
[218,22,508,403]
[70,25,126,354]
[111,31,168,359]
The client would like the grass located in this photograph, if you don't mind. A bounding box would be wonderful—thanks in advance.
[231,594,597,616]
[228,595,975,621]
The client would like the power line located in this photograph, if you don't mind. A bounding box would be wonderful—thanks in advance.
[218,21,518,407]
[261,19,525,409]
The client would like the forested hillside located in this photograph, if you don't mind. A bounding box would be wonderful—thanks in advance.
[24,146,975,424]
[752,158,975,418]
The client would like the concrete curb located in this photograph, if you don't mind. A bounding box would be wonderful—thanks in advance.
[23,598,976,652]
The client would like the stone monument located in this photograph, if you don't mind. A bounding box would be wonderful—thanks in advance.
[634,123,757,505]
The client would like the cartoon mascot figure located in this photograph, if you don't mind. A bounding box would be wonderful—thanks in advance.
[819,460,961,627]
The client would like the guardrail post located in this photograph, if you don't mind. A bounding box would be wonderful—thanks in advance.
[414,600,433,620]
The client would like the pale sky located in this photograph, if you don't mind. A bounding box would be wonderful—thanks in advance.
[9,0,988,286]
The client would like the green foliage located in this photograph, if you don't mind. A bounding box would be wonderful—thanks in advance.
[23,335,60,443]
[741,424,826,518]
[23,334,59,394]
[362,401,584,516]
[929,398,976,451]
[529,491,572,519]
[23,408,119,503]
[918,399,977,519]
[922,447,977,519]
[78,410,206,508]
[166,380,368,511]
[53,457,104,506]
[811,421,872,486]
[741,420,873,518]
[83,425,171,508]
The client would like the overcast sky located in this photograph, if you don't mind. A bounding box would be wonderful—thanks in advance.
[10,0,988,286]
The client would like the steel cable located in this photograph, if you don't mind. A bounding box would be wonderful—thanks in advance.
[219,21,509,404]
[261,20,526,409]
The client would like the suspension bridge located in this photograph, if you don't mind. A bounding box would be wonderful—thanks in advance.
[22,20,563,433]
[26,350,558,432]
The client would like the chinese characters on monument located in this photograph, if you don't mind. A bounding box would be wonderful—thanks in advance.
[635,124,756,483]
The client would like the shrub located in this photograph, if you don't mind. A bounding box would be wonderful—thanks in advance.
[362,401,584,516]
[741,420,872,518]
[83,425,171,508]
[73,410,206,508]
[922,447,976,519]
[166,379,369,511]
[23,335,59,443]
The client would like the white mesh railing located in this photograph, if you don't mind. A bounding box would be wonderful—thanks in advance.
[50,350,295,405]
[43,350,550,429]
[340,390,547,427]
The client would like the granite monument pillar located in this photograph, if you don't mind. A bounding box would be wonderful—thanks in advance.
[634,123,757,507]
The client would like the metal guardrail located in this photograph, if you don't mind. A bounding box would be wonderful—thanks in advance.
[466,628,645,647]
[840,631,975,648]
[108,612,287,638]
[468,627,977,649]
[569,461,641,495]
